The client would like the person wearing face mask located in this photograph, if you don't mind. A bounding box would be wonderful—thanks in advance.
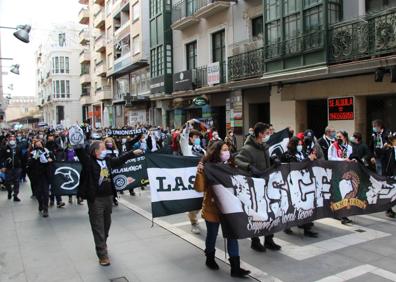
[194,141,250,278]
[179,119,206,234]
[17,132,30,183]
[74,138,143,266]
[0,135,24,201]
[281,137,319,237]
[235,122,281,252]
[225,130,237,153]
[328,131,353,162]
[328,131,355,224]
[45,135,66,208]
[304,129,324,160]
[208,131,222,148]
[133,134,148,154]
[318,126,336,160]
[27,140,55,218]
[244,128,255,144]
[370,120,390,176]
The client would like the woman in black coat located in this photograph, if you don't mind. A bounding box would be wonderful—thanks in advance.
[75,141,142,266]
[383,134,396,218]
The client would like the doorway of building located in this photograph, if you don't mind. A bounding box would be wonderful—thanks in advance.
[307,99,328,138]
[249,103,270,128]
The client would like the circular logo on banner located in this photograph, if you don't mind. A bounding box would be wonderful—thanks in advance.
[69,126,84,146]
[114,175,128,190]
[54,167,80,190]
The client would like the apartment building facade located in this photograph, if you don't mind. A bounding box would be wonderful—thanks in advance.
[36,25,82,127]
[146,0,396,145]
[78,0,150,128]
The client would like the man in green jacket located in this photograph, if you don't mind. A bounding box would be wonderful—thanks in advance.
[235,122,281,252]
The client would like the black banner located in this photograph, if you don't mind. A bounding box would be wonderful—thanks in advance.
[52,157,149,195]
[106,128,147,137]
[52,162,81,196]
[205,160,396,239]
[111,156,148,191]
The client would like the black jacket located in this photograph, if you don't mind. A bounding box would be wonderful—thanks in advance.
[318,136,333,161]
[370,129,391,159]
[383,147,396,177]
[26,148,54,181]
[75,148,137,203]
[0,145,24,169]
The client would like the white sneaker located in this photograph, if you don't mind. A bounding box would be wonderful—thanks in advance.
[191,223,201,234]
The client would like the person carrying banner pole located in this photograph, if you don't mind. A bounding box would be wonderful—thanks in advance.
[195,141,250,278]
[235,122,282,252]
[180,119,206,234]
[73,136,143,266]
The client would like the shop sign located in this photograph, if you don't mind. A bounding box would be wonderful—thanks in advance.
[173,70,193,91]
[150,76,165,94]
[328,97,354,120]
[193,96,208,107]
[207,62,220,85]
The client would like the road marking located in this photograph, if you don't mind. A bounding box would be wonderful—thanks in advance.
[274,218,391,261]
[315,264,396,281]
[118,198,283,282]
[358,214,396,226]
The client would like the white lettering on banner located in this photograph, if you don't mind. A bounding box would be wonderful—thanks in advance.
[111,164,142,174]
[312,167,332,208]
[366,176,396,204]
[148,167,203,203]
[267,171,289,218]
[287,169,316,211]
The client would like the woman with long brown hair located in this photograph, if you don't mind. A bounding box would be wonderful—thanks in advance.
[195,141,250,278]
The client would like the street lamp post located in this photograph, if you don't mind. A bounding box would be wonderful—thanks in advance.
[0,25,31,43]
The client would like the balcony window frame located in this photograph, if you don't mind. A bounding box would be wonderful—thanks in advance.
[186,40,197,70]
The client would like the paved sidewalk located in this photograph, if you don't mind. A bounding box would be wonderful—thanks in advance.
[0,182,251,282]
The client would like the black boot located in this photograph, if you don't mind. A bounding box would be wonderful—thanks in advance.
[205,252,219,270]
[7,190,12,200]
[250,237,266,252]
[264,236,281,251]
[229,256,250,278]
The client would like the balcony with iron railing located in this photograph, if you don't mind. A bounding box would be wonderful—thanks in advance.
[228,48,264,81]
[194,61,227,89]
[328,8,396,64]
[78,8,89,25]
[171,1,234,30]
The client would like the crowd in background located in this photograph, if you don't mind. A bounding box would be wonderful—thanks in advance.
[0,118,395,273]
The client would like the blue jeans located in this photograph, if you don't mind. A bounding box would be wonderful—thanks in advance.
[205,220,239,257]
[376,159,383,176]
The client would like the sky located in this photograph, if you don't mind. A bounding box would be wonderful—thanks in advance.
[0,0,81,98]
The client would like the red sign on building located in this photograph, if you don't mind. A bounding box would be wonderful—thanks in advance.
[328,97,354,120]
